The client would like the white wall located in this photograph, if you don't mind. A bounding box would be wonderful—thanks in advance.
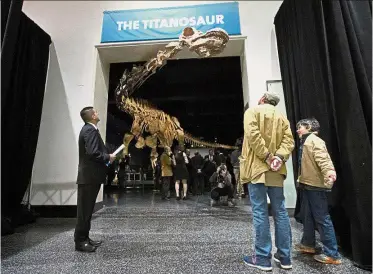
[23,1,283,206]
[189,148,211,159]
[239,1,283,106]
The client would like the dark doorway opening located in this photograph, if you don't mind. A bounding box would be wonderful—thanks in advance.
[105,56,244,191]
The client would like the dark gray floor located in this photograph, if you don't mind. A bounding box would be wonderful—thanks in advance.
[1,189,369,274]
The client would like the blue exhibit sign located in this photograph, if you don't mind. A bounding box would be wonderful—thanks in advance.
[101,2,241,43]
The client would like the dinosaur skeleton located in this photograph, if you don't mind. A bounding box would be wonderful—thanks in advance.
[114,27,238,155]
[121,97,238,155]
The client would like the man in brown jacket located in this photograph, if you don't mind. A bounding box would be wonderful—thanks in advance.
[294,118,341,265]
[160,146,174,200]
[241,91,294,271]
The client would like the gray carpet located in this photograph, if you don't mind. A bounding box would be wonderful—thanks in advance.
[1,189,368,274]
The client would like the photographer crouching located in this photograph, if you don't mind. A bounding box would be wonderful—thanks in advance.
[209,164,235,207]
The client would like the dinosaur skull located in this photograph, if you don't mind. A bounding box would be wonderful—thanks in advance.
[180,27,229,58]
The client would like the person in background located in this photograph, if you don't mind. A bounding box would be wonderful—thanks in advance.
[205,149,218,163]
[231,138,243,198]
[118,156,129,188]
[295,118,341,265]
[75,107,116,252]
[214,150,225,166]
[202,149,218,192]
[191,151,205,195]
[225,155,236,187]
[160,146,173,200]
[150,148,159,191]
[153,155,162,192]
[106,160,117,187]
[185,149,193,195]
[173,146,189,200]
[219,151,227,165]
[240,92,294,271]
[209,164,235,207]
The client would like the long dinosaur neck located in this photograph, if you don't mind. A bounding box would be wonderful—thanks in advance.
[114,27,229,103]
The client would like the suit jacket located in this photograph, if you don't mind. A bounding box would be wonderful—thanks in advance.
[216,153,226,165]
[191,154,204,170]
[77,123,109,184]
[204,154,219,164]
[202,155,218,176]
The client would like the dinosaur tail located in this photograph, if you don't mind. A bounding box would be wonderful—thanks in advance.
[184,132,238,150]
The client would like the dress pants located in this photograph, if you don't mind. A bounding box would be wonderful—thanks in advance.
[161,176,171,198]
[210,185,234,200]
[192,173,205,195]
[74,184,101,242]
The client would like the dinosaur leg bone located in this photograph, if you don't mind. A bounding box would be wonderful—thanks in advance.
[123,133,134,156]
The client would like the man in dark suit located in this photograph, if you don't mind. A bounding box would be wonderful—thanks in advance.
[215,150,226,166]
[205,149,218,165]
[191,151,204,195]
[202,149,218,192]
[74,107,115,252]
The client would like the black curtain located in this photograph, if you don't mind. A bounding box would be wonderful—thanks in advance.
[275,0,372,270]
[1,10,51,233]
[2,0,24,108]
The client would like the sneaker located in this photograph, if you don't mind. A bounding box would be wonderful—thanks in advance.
[227,200,235,207]
[176,196,181,201]
[273,253,292,270]
[211,199,218,206]
[295,243,316,254]
[313,254,342,265]
[243,255,272,271]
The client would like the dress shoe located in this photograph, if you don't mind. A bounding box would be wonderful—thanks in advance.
[75,241,97,252]
[89,238,102,247]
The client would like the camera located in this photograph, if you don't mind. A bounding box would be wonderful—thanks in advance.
[217,174,225,183]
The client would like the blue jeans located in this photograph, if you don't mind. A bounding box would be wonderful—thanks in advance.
[248,183,292,265]
[300,189,341,259]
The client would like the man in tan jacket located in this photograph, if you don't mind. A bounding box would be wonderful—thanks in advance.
[160,146,174,200]
[241,91,294,271]
[294,118,341,265]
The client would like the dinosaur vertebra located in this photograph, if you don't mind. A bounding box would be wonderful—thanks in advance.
[115,27,238,154]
